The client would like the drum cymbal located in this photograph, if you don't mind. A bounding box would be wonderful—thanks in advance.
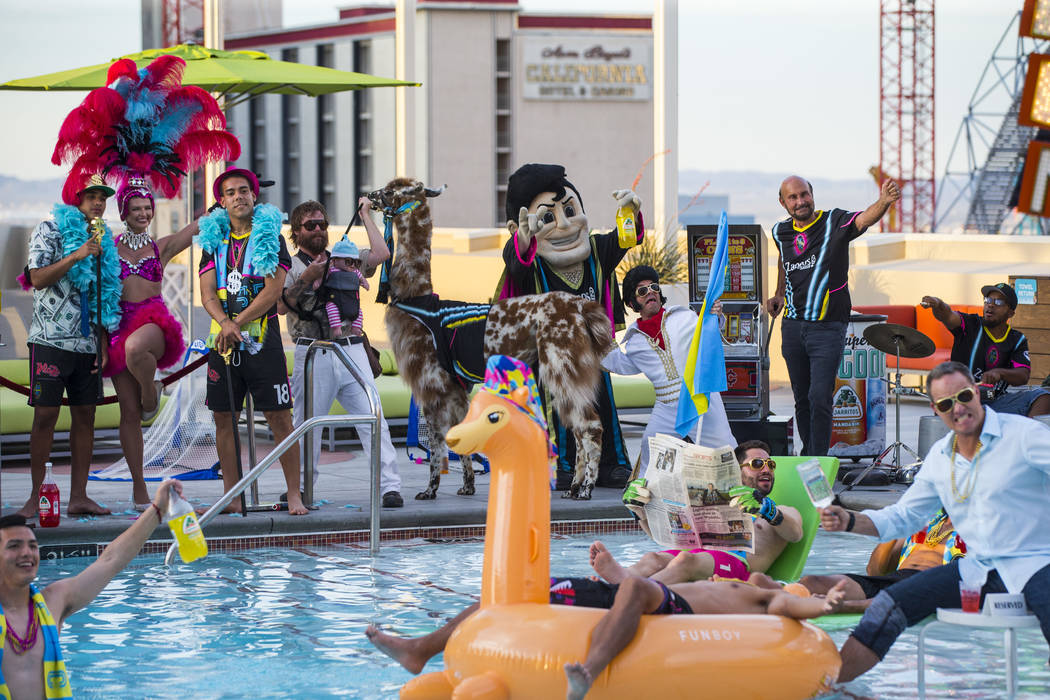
[863,323,935,358]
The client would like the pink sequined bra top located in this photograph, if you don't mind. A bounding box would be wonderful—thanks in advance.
[119,239,163,282]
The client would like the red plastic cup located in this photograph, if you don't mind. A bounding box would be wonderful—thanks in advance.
[959,582,981,613]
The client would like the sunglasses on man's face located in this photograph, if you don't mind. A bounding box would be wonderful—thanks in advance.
[302,220,328,232]
[983,296,1007,307]
[743,458,776,471]
[932,387,976,413]
[635,283,660,298]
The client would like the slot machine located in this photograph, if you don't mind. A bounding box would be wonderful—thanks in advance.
[687,224,792,453]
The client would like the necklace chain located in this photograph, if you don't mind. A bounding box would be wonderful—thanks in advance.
[6,599,39,655]
[950,435,982,503]
[230,229,251,272]
[120,226,152,251]
[553,262,584,288]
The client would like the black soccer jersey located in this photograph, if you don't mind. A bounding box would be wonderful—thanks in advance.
[950,312,1030,391]
[771,208,862,323]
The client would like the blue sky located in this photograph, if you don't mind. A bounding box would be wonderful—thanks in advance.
[0,1,1022,182]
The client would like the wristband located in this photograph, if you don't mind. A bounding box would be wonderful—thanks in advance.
[845,511,856,532]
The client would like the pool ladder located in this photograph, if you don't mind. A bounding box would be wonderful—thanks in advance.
[163,340,383,564]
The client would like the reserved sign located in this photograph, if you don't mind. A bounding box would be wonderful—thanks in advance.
[984,593,1029,616]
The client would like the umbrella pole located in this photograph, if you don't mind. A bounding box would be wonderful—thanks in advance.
[219,347,248,517]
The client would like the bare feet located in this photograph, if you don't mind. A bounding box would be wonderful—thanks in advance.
[67,496,112,516]
[821,580,848,615]
[589,541,629,584]
[564,662,593,700]
[15,496,37,519]
[287,494,309,516]
[365,625,428,675]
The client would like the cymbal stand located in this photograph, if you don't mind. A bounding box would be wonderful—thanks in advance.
[843,334,922,490]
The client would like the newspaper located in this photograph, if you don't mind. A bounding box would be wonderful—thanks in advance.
[641,434,754,553]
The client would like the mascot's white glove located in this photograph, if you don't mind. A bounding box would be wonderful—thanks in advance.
[612,189,642,214]
[515,205,547,248]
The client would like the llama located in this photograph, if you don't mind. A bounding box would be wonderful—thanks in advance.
[373,178,613,500]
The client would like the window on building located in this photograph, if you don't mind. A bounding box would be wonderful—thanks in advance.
[353,40,373,199]
[282,48,301,210]
[317,43,336,218]
[495,38,512,225]
[249,97,266,203]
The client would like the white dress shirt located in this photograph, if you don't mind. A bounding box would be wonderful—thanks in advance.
[865,408,1050,591]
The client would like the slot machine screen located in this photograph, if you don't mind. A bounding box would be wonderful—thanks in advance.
[687,225,763,304]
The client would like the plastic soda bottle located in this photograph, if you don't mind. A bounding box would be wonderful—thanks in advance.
[616,205,637,249]
[166,490,208,563]
[797,458,833,508]
[38,462,60,528]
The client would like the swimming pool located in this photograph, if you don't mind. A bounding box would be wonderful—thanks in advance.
[45,531,1049,699]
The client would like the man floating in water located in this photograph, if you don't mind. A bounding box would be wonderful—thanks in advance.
[367,575,846,698]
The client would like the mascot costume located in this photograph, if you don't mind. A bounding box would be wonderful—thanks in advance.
[496,163,641,488]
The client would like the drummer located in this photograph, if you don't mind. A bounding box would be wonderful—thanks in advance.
[921,282,1050,417]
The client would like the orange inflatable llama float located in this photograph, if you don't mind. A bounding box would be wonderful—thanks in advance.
[399,355,840,699]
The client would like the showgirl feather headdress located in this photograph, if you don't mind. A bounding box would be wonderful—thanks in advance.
[51,54,241,211]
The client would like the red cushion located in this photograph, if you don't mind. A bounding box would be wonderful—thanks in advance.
[853,305,916,328]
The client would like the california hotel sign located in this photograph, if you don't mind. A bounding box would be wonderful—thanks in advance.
[522,35,653,102]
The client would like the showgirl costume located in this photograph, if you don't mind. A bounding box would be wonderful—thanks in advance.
[49,54,239,378]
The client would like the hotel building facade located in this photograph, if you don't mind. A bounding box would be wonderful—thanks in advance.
[223,1,656,229]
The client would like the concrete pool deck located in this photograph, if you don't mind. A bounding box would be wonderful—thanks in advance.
[0,385,927,550]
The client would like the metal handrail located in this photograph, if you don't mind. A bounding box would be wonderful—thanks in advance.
[163,340,384,564]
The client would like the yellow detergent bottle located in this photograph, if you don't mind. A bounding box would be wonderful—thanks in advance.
[616,204,637,249]
[166,490,208,563]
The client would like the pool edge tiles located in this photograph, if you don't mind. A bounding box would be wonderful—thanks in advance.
[53,518,639,559]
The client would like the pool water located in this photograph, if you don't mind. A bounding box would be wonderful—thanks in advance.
[44,531,1049,699]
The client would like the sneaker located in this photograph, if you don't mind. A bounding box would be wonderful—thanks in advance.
[597,466,631,489]
[382,491,404,508]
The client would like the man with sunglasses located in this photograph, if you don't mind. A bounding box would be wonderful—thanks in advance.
[602,265,737,471]
[593,440,803,585]
[821,360,1050,682]
[278,197,405,508]
[921,282,1050,417]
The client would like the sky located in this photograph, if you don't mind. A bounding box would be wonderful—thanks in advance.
[0,0,1024,183]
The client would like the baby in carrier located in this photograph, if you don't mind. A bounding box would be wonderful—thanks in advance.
[318,238,368,337]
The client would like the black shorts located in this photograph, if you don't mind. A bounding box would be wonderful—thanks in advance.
[547,577,693,615]
[206,344,292,413]
[844,568,921,599]
[28,343,100,407]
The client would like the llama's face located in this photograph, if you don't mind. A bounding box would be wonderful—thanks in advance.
[525,190,591,266]
[369,179,444,216]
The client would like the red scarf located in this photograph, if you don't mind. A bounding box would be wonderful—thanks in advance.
[635,307,666,350]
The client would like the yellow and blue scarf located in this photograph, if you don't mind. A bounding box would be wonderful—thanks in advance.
[0,583,72,698]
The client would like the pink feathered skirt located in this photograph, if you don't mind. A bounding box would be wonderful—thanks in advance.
[104,296,185,378]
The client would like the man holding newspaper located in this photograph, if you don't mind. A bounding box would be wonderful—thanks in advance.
[594,439,802,584]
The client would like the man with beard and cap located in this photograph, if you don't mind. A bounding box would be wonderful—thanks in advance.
[495,163,641,488]
[602,264,737,469]
[765,176,900,457]
[590,440,803,586]
[278,196,404,508]
[921,282,1050,417]
[16,173,122,518]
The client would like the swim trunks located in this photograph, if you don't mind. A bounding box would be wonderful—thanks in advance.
[660,548,750,580]
[548,577,693,615]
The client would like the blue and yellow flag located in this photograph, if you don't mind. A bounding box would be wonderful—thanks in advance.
[675,210,730,437]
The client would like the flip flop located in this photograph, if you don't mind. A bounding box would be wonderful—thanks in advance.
[134,502,151,513]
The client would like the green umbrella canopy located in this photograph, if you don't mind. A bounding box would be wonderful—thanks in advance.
[0,44,419,105]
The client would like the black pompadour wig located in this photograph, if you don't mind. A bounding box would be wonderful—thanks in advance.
[621,265,666,312]
[505,163,584,222]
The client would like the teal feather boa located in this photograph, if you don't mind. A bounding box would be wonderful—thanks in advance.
[53,204,122,332]
[195,204,282,276]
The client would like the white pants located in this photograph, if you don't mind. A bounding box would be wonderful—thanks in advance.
[638,392,737,475]
[291,342,402,495]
